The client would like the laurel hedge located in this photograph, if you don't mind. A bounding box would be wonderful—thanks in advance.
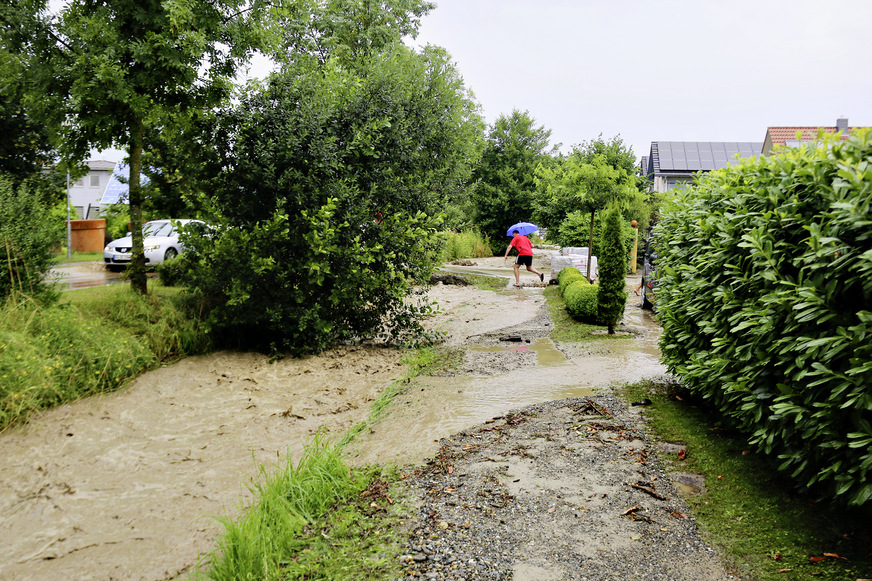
[654,129,872,507]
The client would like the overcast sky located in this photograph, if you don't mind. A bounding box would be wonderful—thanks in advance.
[89,0,872,164]
[408,0,872,161]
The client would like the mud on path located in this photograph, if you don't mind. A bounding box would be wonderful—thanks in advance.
[0,254,723,580]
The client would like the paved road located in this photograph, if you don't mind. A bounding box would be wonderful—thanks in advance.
[48,262,156,291]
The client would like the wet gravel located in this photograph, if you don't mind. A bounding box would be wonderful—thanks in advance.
[396,395,736,580]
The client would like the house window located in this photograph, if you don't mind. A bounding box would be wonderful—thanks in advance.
[90,174,100,187]
[73,178,84,187]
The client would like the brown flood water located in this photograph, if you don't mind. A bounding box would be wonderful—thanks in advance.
[0,272,666,580]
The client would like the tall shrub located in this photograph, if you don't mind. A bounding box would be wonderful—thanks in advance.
[655,130,872,506]
[596,206,627,333]
[0,175,64,301]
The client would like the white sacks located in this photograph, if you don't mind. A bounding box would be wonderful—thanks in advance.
[550,252,598,282]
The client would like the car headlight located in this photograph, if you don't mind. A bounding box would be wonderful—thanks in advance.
[144,245,160,252]
[104,245,112,252]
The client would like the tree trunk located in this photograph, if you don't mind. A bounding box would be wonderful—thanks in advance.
[128,120,147,295]
[586,208,596,280]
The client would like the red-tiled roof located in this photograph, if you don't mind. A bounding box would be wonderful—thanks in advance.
[765,126,841,146]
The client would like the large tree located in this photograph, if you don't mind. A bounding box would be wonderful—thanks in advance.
[471,109,555,253]
[3,0,264,294]
[175,4,484,354]
[534,136,644,277]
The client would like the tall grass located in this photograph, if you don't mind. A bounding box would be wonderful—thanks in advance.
[439,229,492,261]
[206,435,405,581]
[0,283,211,430]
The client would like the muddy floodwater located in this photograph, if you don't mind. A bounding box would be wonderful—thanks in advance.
[0,256,666,580]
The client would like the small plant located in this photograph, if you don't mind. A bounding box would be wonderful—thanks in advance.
[557,267,587,295]
[564,279,598,323]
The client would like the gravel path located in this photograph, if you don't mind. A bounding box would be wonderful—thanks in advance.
[397,395,735,580]
[389,271,736,581]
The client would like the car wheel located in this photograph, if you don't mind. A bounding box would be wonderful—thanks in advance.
[164,248,178,261]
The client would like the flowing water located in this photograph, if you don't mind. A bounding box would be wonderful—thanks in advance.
[0,275,667,580]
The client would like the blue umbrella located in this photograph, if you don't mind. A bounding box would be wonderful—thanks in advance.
[506,222,539,237]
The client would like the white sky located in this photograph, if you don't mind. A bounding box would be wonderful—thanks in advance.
[408,0,872,161]
[89,0,872,164]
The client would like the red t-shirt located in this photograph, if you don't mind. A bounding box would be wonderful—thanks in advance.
[510,234,533,256]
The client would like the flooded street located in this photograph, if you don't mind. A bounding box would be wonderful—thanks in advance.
[0,257,667,580]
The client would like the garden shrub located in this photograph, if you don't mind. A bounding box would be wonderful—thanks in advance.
[0,175,64,301]
[655,129,872,506]
[564,280,598,323]
[597,206,628,333]
[558,267,587,295]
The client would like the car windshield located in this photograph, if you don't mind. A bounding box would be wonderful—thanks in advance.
[144,221,174,237]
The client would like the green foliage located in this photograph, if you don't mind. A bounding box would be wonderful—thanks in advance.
[102,204,131,243]
[207,436,406,581]
[0,175,64,301]
[471,109,555,253]
[597,206,628,332]
[183,200,442,355]
[655,130,872,507]
[557,266,587,295]
[9,0,268,293]
[439,229,493,261]
[564,279,599,323]
[533,136,647,236]
[181,39,480,355]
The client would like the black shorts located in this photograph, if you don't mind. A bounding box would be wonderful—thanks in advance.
[516,255,533,267]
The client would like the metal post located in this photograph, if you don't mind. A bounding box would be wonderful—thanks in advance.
[630,220,638,274]
[66,171,72,259]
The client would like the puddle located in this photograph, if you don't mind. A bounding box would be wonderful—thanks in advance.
[469,337,568,366]
[671,472,706,496]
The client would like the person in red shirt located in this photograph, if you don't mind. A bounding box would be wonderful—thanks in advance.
[504,230,545,287]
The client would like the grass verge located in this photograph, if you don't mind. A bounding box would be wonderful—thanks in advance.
[205,435,409,581]
[0,282,210,430]
[620,379,872,581]
[51,251,104,264]
[544,285,630,342]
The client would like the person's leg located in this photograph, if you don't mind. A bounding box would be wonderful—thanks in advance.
[524,262,544,281]
[513,263,521,286]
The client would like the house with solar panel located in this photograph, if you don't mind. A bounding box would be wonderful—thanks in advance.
[762,117,862,155]
[640,141,763,192]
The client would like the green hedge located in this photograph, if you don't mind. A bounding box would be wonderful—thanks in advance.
[558,267,587,295]
[655,129,872,507]
[564,279,598,323]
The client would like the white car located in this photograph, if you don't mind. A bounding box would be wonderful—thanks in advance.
[103,219,205,272]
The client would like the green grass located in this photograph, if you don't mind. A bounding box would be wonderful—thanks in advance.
[51,250,104,264]
[544,285,630,342]
[0,282,210,430]
[620,380,872,581]
[439,229,492,262]
[203,435,409,581]
[460,272,509,291]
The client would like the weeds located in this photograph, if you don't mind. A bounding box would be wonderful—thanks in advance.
[439,229,492,262]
